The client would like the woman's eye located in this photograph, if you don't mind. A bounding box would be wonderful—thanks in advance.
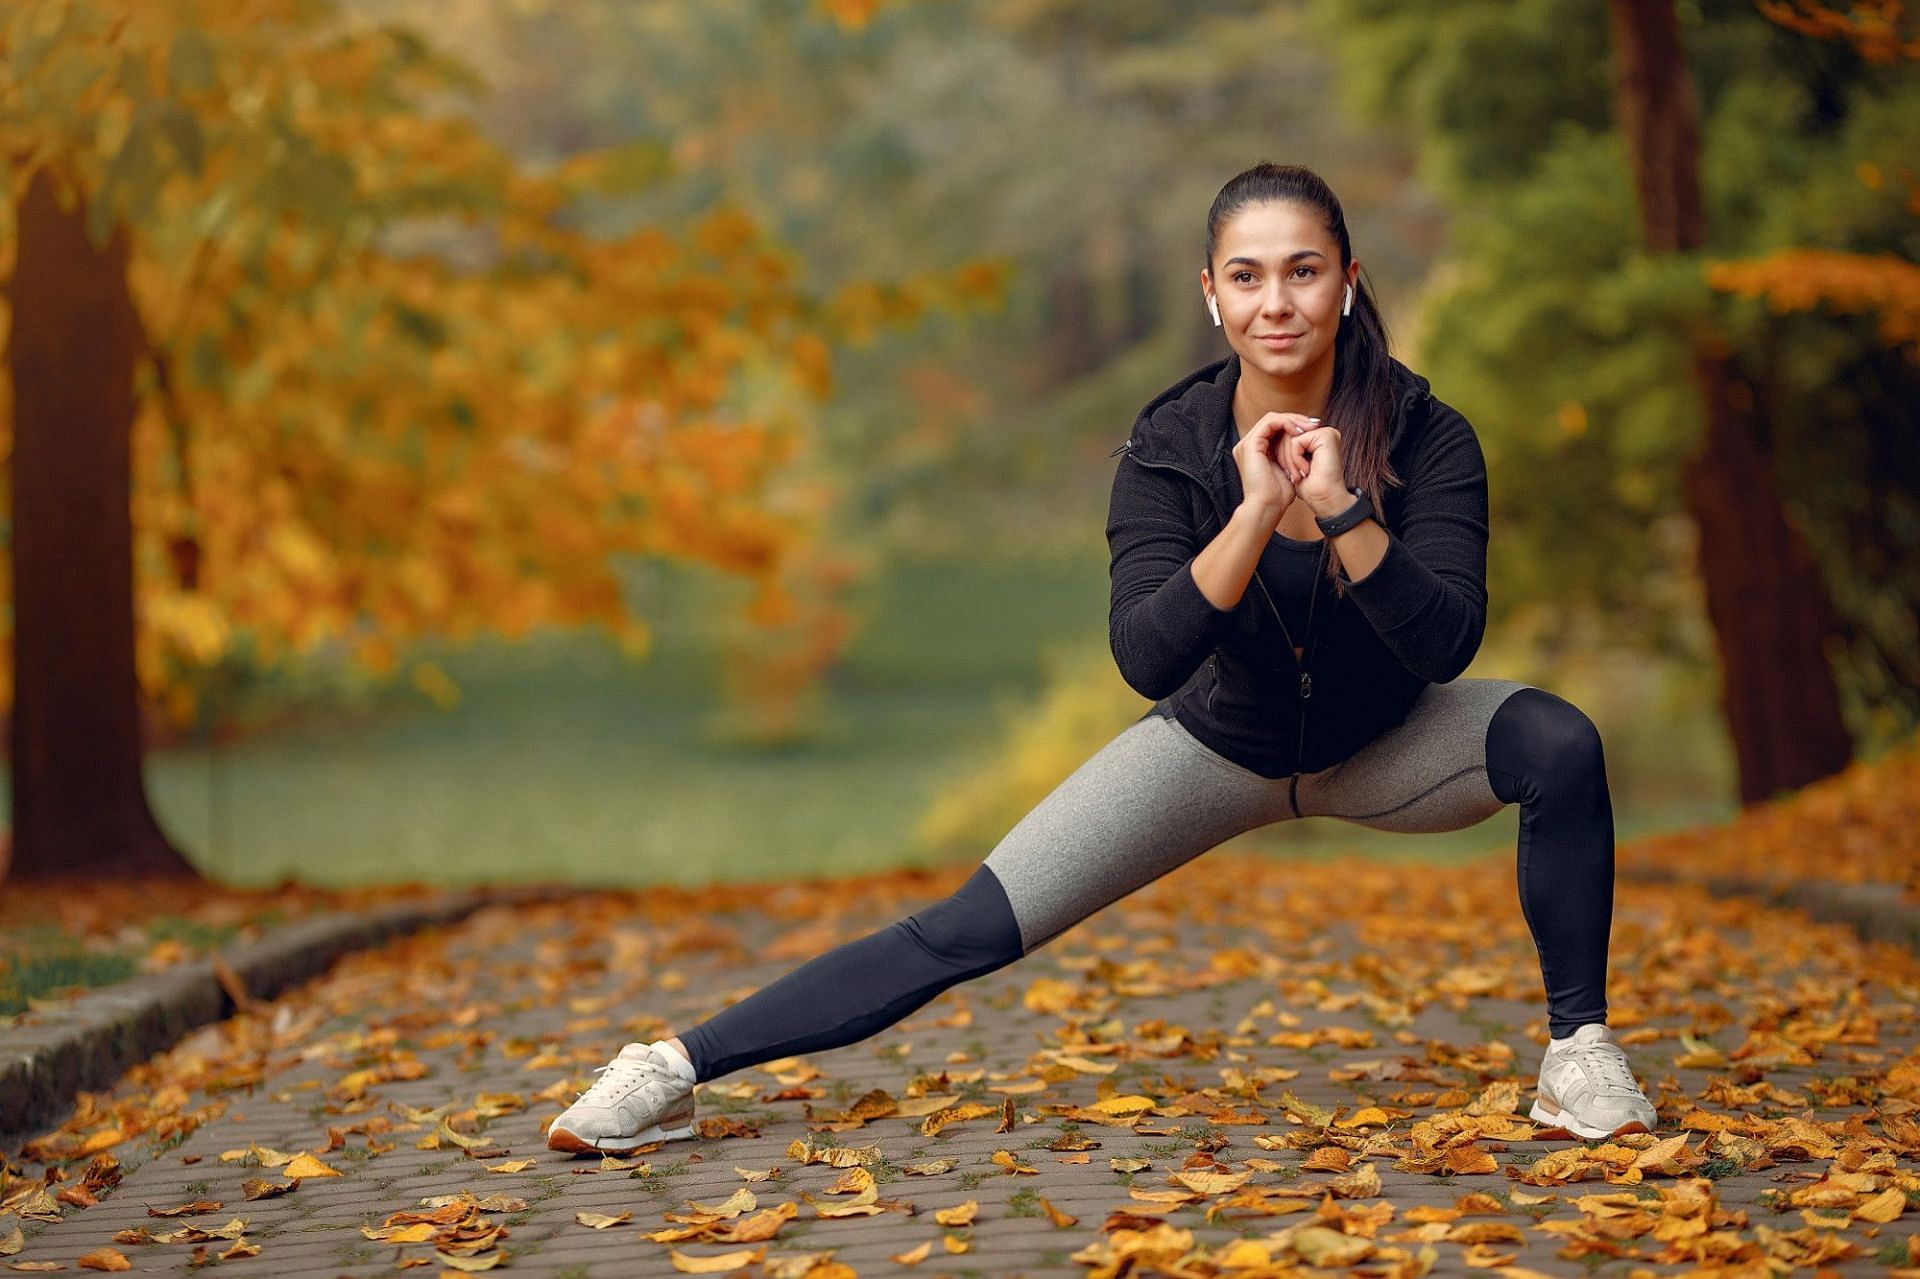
[1233,271,1255,284]
[1293,267,1316,279]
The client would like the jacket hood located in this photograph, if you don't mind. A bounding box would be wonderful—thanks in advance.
[1115,350,1434,475]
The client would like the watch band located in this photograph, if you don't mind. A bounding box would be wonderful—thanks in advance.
[1314,487,1374,537]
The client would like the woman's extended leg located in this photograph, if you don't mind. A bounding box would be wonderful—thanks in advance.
[551,707,1294,1151]
[674,709,1299,1084]
[1292,677,1653,1138]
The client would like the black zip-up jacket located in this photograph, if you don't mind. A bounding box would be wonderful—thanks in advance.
[1107,350,1490,790]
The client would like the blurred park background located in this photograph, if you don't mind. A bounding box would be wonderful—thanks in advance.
[2,0,1916,892]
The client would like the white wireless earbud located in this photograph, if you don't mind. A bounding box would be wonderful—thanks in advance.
[1208,294,1220,326]
[1343,283,1354,317]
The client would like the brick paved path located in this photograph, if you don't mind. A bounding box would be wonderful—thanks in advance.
[5,851,1918,1277]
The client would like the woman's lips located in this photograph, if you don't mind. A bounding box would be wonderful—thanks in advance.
[1258,333,1301,348]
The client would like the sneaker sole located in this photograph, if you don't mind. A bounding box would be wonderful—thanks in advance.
[547,1119,699,1154]
[1528,1095,1653,1141]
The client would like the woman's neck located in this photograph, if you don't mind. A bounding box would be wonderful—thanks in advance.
[1231,352,1334,437]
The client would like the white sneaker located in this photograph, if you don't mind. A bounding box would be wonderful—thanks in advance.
[547,1042,699,1154]
[1528,1023,1658,1140]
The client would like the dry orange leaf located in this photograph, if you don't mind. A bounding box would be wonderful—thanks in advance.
[1446,1147,1501,1176]
[240,1178,297,1200]
[824,1166,875,1195]
[1173,1169,1252,1195]
[888,1240,933,1266]
[786,1139,880,1167]
[1302,1147,1351,1171]
[281,1153,341,1179]
[76,1250,131,1272]
[713,1205,797,1243]
[917,1102,999,1137]
[934,1200,978,1227]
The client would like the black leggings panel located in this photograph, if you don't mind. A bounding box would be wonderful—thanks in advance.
[1484,686,1615,1036]
[679,862,1026,1083]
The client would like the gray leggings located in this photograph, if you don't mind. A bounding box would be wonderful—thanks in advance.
[680,678,1614,1082]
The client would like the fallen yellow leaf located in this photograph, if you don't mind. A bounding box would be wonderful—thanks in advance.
[1854,1186,1906,1224]
[282,1153,341,1179]
[934,1200,978,1227]
[575,1211,632,1229]
[669,1246,767,1273]
[361,1223,437,1244]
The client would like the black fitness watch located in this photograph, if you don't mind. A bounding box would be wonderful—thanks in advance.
[1314,487,1374,538]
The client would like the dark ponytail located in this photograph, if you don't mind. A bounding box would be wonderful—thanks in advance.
[1205,162,1402,593]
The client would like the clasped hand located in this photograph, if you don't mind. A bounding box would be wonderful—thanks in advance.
[1232,412,1349,526]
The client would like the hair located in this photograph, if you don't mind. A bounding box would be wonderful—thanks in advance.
[1205,162,1403,592]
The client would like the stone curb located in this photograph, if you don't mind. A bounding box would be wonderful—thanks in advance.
[0,885,557,1136]
[1621,867,1920,950]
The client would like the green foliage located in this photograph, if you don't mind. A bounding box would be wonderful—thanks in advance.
[1310,0,1920,751]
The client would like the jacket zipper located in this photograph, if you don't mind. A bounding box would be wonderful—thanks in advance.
[1117,442,1321,800]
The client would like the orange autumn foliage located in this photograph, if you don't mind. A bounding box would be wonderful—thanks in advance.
[1706,0,1920,361]
[0,1,1007,733]
[1618,727,1920,900]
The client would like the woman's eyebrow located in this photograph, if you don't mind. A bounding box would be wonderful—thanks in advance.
[1222,250,1326,268]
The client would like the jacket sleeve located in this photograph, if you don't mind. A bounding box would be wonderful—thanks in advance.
[1334,407,1490,683]
[1106,452,1236,700]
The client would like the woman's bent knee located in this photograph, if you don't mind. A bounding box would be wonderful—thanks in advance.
[1487,687,1607,803]
[900,863,1025,975]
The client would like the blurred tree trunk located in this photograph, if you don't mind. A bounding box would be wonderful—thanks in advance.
[1043,265,1101,383]
[4,166,197,881]
[1606,0,1853,804]
[1118,210,1158,348]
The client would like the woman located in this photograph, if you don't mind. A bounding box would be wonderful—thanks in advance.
[546,162,1658,1153]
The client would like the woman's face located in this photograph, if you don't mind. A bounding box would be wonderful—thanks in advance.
[1204,200,1357,382]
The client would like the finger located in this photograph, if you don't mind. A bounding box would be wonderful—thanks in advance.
[1257,411,1319,436]
[1249,417,1293,449]
[1281,432,1311,482]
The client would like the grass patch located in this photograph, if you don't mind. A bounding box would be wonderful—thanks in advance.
[0,939,138,1015]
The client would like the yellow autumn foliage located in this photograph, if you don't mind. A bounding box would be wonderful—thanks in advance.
[0,1,1007,732]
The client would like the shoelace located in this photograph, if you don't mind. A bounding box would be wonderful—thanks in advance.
[578,1056,669,1104]
[1561,1043,1642,1097]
